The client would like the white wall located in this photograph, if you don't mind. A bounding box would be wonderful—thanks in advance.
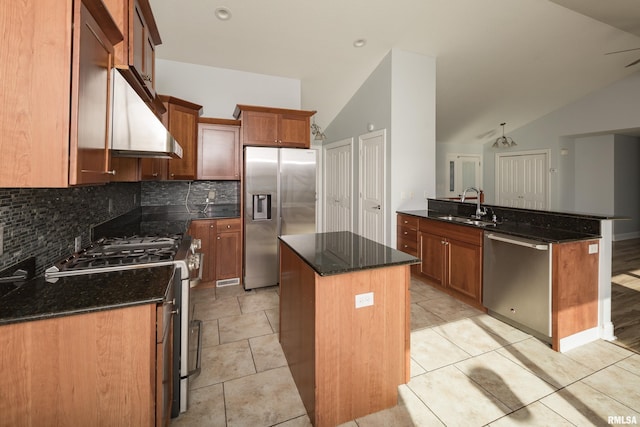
[481,70,640,212]
[324,49,436,245]
[574,135,615,216]
[155,59,301,118]
[614,134,640,239]
[436,142,483,197]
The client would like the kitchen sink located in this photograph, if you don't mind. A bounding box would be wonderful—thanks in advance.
[437,215,496,227]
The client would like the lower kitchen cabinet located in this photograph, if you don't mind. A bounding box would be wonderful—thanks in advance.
[0,302,173,427]
[403,216,483,310]
[189,218,242,286]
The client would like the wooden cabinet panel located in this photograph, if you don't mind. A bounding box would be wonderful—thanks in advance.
[141,157,169,180]
[234,105,316,149]
[0,305,157,426]
[161,96,203,180]
[111,157,141,182]
[216,218,242,281]
[417,218,484,309]
[198,120,241,180]
[189,218,242,285]
[0,0,122,187]
[279,113,311,148]
[188,220,216,283]
[128,0,160,97]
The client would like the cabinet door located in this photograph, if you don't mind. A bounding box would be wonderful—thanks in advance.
[111,157,141,182]
[446,238,482,301]
[419,232,445,287]
[130,0,155,96]
[71,3,115,185]
[242,111,279,146]
[216,231,241,280]
[198,123,240,180]
[278,113,310,148]
[141,158,168,180]
[168,103,199,180]
[189,220,216,283]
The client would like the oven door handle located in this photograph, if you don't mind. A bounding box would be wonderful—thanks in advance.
[187,319,203,378]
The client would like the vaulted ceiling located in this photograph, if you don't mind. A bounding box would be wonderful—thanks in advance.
[149,0,640,144]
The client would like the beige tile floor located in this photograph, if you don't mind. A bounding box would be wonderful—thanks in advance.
[172,278,640,427]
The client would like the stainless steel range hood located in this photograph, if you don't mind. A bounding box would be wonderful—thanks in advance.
[111,69,182,159]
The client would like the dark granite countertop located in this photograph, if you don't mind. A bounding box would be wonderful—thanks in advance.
[397,209,601,243]
[0,265,175,326]
[279,231,420,276]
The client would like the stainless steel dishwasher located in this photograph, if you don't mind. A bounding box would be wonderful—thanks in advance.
[483,232,552,342]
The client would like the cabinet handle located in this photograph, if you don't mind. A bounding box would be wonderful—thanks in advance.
[210,225,215,228]
[81,169,116,175]
[217,236,221,240]
[226,225,231,229]
[152,173,158,177]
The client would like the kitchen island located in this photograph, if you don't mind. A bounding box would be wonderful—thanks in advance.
[278,232,419,427]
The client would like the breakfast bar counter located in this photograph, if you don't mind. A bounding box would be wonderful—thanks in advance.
[278,232,419,427]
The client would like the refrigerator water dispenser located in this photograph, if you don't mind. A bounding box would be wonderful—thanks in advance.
[252,194,271,220]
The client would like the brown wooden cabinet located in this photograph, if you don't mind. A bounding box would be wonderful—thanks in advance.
[215,219,242,282]
[396,214,419,274]
[198,118,241,180]
[130,0,159,97]
[141,157,169,180]
[189,218,242,285]
[111,157,141,182]
[417,218,484,310]
[0,0,123,187]
[1,302,173,426]
[161,96,203,180]
[233,105,316,149]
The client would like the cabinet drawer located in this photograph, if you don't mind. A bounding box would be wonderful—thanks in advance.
[216,218,241,232]
[397,214,418,230]
[398,227,417,242]
[397,237,418,256]
[419,218,483,246]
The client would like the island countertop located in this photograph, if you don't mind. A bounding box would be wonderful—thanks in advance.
[279,231,420,276]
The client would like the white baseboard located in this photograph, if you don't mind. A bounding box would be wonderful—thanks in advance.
[558,327,599,352]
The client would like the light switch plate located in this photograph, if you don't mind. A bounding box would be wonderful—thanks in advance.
[588,243,598,254]
[355,292,374,308]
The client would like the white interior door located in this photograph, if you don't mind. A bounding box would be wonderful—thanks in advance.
[445,154,482,198]
[359,130,386,244]
[496,150,549,209]
[323,138,353,232]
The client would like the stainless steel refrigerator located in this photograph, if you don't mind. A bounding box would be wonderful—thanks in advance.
[244,147,317,289]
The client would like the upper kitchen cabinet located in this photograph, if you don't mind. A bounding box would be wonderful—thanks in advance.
[103,0,165,114]
[197,118,241,180]
[0,0,123,187]
[233,105,316,149]
[161,96,203,180]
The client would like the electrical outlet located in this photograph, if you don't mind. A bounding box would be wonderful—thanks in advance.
[108,198,113,214]
[74,236,82,252]
[0,225,4,256]
[208,190,216,201]
[355,292,374,308]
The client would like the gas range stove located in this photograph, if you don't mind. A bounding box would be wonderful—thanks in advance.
[45,234,195,278]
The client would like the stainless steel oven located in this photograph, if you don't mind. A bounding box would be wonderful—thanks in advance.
[45,234,203,416]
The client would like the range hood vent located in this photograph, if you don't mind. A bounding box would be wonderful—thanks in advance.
[111,70,182,159]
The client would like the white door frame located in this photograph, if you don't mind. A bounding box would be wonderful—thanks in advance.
[495,149,551,209]
[445,153,482,198]
[322,138,354,233]
[358,129,387,245]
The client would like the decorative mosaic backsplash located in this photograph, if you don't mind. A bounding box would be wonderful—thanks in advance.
[140,180,240,206]
[0,183,140,274]
[0,180,240,275]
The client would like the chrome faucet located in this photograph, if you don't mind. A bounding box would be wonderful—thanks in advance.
[461,187,487,219]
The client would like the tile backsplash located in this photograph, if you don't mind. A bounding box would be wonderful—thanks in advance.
[0,180,239,275]
[0,183,140,274]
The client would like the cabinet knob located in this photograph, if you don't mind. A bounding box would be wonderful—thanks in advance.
[404,231,408,235]
[217,236,221,240]
[227,225,231,229]
[210,225,214,228]
[152,173,158,177]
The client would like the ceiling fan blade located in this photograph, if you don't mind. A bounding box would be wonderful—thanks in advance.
[625,57,640,67]
[605,47,640,55]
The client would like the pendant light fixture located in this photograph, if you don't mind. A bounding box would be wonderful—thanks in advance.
[493,122,517,148]
[311,119,326,141]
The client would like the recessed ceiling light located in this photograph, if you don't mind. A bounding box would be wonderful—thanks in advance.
[353,39,367,48]
[215,7,232,21]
